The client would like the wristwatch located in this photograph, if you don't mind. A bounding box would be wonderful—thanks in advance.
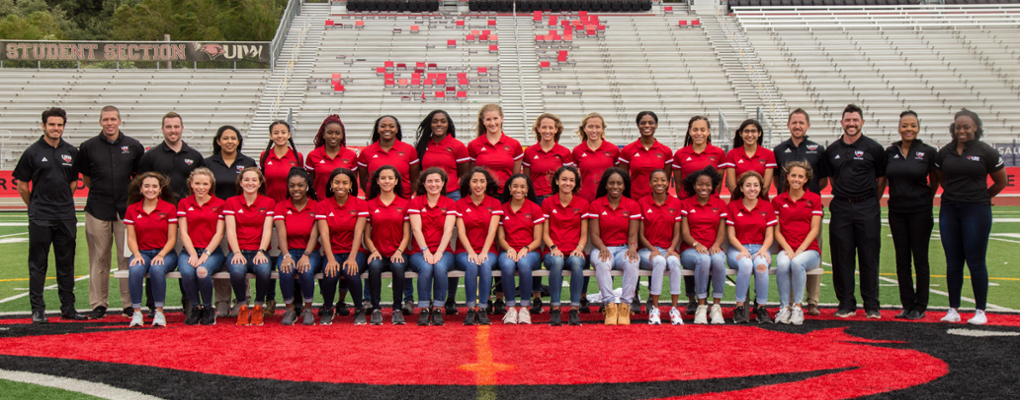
[549,245,558,250]
[203,249,212,256]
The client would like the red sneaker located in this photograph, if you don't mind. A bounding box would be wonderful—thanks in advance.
[250,305,264,326]
[237,305,250,326]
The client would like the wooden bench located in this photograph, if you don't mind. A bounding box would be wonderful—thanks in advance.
[113,267,823,280]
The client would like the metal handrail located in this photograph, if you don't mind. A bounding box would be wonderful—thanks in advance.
[270,0,303,70]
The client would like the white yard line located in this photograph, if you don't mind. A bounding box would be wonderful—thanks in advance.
[0,275,90,304]
[0,369,162,400]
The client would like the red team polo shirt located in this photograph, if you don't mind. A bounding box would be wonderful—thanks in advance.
[261,148,303,202]
[315,196,369,254]
[124,200,178,251]
[723,146,777,181]
[679,196,727,252]
[588,196,641,247]
[522,143,574,196]
[177,195,225,250]
[407,195,457,254]
[274,199,320,251]
[619,140,673,200]
[454,196,503,254]
[541,195,591,255]
[638,194,683,250]
[725,199,777,246]
[305,146,358,201]
[357,141,420,198]
[467,133,524,194]
[572,140,620,202]
[222,195,276,251]
[366,196,410,257]
[500,200,545,250]
[672,145,726,197]
[771,191,823,253]
[421,135,470,194]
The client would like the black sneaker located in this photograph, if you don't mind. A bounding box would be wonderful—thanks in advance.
[464,308,477,325]
[756,306,773,324]
[631,294,642,315]
[568,309,581,325]
[337,302,351,316]
[445,297,458,315]
[370,309,383,325]
[402,301,414,315]
[431,307,444,326]
[392,310,406,325]
[493,298,507,314]
[906,310,926,320]
[121,307,133,318]
[477,308,491,325]
[90,306,107,320]
[733,306,749,323]
[354,309,367,325]
[579,298,591,313]
[685,299,698,315]
[281,308,298,326]
[317,307,326,317]
[184,306,202,325]
[530,298,544,314]
[201,307,217,325]
[182,298,191,319]
[485,301,494,315]
[418,308,431,326]
[320,309,335,325]
[549,309,562,326]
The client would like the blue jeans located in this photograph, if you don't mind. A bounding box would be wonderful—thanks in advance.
[726,244,771,304]
[409,251,454,308]
[178,249,225,308]
[638,246,682,296]
[543,254,587,306]
[455,252,497,307]
[536,194,551,205]
[368,257,407,310]
[277,249,321,305]
[446,191,462,202]
[498,251,541,306]
[226,250,272,306]
[129,249,178,309]
[680,248,727,300]
[775,250,820,308]
[320,252,367,310]
[940,202,991,310]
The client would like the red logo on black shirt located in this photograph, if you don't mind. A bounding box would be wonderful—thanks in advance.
[121,146,130,153]
[184,159,194,165]
[807,145,819,151]
[61,155,72,163]
[854,151,864,157]
[236,165,244,172]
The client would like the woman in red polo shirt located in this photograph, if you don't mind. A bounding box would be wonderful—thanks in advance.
[772,161,822,325]
[453,167,502,325]
[496,174,545,325]
[260,121,304,202]
[541,166,590,326]
[589,167,641,325]
[274,168,321,326]
[672,116,726,198]
[178,168,226,326]
[679,166,728,325]
[637,169,683,325]
[358,116,420,199]
[315,168,370,325]
[523,113,573,204]
[572,112,619,203]
[414,110,469,202]
[306,115,358,202]
[724,119,776,197]
[619,111,673,200]
[726,171,776,324]
[364,166,411,326]
[468,104,523,195]
[125,172,178,327]
[224,167,275,326]
[408,167,458,326]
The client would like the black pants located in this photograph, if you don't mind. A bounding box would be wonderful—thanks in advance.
[29,219,77,314]
[828,197,881,312]
[888,209,932,312]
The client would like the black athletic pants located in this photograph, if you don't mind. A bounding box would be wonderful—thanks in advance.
[888,209,932,313]
[828,197,881,312]
[29,219,78,314]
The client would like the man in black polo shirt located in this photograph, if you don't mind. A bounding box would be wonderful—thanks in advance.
[14,108,88,323]
[821,104,887,319]
[75,106,145,319]
[773,108,828,316]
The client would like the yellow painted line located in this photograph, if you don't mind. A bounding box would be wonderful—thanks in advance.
[458,325,515,400]
[0,275,87,283]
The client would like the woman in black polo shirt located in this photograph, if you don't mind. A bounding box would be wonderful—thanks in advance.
[934,109,1007,325]
[877,111,939,320]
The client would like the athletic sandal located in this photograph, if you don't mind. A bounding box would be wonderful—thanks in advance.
[417,308,431,326]
[185,306,201,326]
[648,307,661,325]
[968,310,987,325]
[354,308,367,325]
[604,303,618,325]
[236,305,251,326]
[503,307,518,325]
[618,304,632,325]
[129,311,144,327]
[790,306,804,325]
[568,309,581,325]
[775,307,791,324]
[392,311,405,325]
[693,305,707,325]
[710,304,725,325]
[370,309,383,325]
[281,308,298,326]
[301,308,315,325]
[941,308,961,323]
[250,305,264,326]
[464,308,477,325]
[152,311,166,327]
[431,307,444,326]
[756,306,773,324]
[732,306,748,324]
[549,308,562,326]
[478,308,491,325]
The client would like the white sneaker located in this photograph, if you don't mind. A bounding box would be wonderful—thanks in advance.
[694,305,708,325]
[776,307,792,324]
[648,307,661,325]
[670,307,684,325]
[152,310,166,327]
[517,307,532,324]
[941,308,962,323]
[502,307,518,324]
[968,310,987,325]
[790,306,805,325]
[129,311,143,327]
[709,304,725,324]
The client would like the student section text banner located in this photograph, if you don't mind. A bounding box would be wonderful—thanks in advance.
[1,41,271,62]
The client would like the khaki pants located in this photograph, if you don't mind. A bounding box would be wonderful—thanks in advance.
[85,212,130,309]
[805,274,820,306]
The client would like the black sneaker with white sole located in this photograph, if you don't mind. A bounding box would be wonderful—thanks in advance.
[370,309,383,325]
[568,309,581,325]
[354,308,367,325]
[477,308,491,325]
[492,298,507,315]
[417,308,431,326]
[464,308,477,325]
[201,307,216,325]
[530,298,544,314]
[685,299,698,315]
[184,306,202,326]
[431,307,444,326]
[756,306,773,324]
[320,309,335,325]
[733,306,749,323]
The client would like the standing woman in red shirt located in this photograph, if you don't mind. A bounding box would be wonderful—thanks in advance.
[453,167,502,325]
[414,110,469,202]
[315,168,370,325]
[636,169,683,325]
[260,121,304,202]
[306,115,358,202]
[467,104,524,195]
[496,174,545,324]
[619,111,673,200]
[541,166,591,326]
[125,172,178,327]
[725,171,776,324]
[274,168,321,326]
[571,112,619,203]
[772,161,823,325]
[523,113,573,204]
[589,168,642,325]
[358,116,420,198]
[223,167,275,326]
[177,168,226,326]
[672,116,726,198]
[408,167,458,326]
[364,166,411,325]
[724,119,776,197]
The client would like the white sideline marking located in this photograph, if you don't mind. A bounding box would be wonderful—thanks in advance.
[0,238,29,244]
[0,275,90,304]
[0,369,162,400]
[0,223,85,227]
[946,328,1020,337]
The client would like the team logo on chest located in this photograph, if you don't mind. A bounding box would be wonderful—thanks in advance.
[807,145,819,151]
[915,152,925,159]
[853,151,864,160]
[61,154,72,163]
[968,156,981,162]
[121,146,131,153]
[184,159,194,165]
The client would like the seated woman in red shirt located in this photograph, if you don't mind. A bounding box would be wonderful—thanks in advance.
[274,168,321,326]
[772,161,823,325]
[590,167,642,325]
[496,174,545,324]
[408,167,458,326]
[454,167,502,325]
[177,168,226,326]
[726,171,776,324]
[724,119,776,197]
[679,166,728,325]
[364,166,411,326]
[541,165,591,326]
[315,168,370,325]
[125,172,178,327]
[224,167,275,326]
[636,169,683,325]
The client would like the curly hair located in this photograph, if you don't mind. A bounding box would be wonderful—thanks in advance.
[681,166,722,198]
[459,167,500,199]
[127,172,176,205]
[313,114,347,149]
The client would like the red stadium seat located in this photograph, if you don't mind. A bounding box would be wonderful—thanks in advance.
[488,19,496,26]
[490,34,498,41]
[435,91,445,99]
[549,16,558,26]
[692,20,700,26]
[416,61,426,69]
[384,73,394,80]
[333,83,344,92]
[428,63,437,69]
[331,73,342,82]
[384,61,394,69]
[664,6,673,13]
[456,91,467,99]
[472,29,480,35]
[540,61,550,69]
[410,25,419,33]
[466,34,475,41]
[385,78,395,87]
[399,78,408,87]
[483,30,491,35]
[456,20,465,27]
[376,67,385,75]
[355,20,365,28]
[447,39,456,48]
[325,19,334,26]
[679,20,687,26]
[437,74,447,85]
[534,11,542,22]
[480,34,489,41]
[579,10,588,18]
[489,45,498,53]
[557,51,567,62]
[397,63,406,69]
[478,67,488,75]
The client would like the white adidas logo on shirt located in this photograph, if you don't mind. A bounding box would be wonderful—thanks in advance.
[374,209,380,213]
[188,207,195,211]
[534,155,540,159]
[320,160,326,163]
[737,212,743,217]
[685,157,692,161]
[329,212,335,217]
[783,204,789,208]
[737,159,744,164]
[602,211,608,216]
[647,208,653,214]
[41,157,48,162]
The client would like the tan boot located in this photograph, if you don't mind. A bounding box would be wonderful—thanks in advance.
[618,303,631,325]
[604,303,618,325]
